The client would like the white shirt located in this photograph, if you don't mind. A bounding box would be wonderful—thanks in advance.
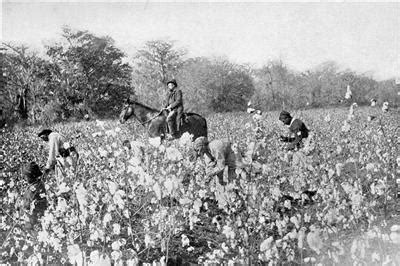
[46,132,65,169]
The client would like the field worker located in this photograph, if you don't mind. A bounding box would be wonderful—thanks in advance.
[279,111,309,151]
[370,99,377,107]
[347,102,358,120]
[22,162,48,229]
[163,79,184,139]
[345,85,352,100]
[192,137,237,185]
[38,129,78,173]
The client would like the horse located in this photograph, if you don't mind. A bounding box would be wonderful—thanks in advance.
[119,100,208,140]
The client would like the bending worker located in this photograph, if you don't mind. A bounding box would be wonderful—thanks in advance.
[38,129,78,173]
[192,137,237,185]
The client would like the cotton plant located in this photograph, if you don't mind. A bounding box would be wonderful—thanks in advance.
[2,108,400,264]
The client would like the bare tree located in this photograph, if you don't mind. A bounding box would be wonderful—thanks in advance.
[1,43,49,122]
[132,40,186,107]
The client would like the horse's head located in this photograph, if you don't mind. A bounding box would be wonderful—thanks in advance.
[119,99,165,128]
[119,103,134,124]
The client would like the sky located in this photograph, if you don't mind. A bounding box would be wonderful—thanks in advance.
[1,1,400,81]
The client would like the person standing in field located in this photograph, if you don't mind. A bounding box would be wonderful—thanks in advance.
[22,162,48,229]
[192,136,238,185]
[163,79,184,139]
[279,111,309,151]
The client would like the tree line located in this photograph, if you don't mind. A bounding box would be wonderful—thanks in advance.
[1,27,399,125]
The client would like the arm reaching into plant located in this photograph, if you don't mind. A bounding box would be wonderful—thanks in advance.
[193,137,237,184]
[206,160,225,178]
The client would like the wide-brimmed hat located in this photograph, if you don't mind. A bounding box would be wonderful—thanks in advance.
[38,129,52,138]
[166,79,177,87]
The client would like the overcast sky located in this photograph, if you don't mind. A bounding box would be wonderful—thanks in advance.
[2,1,399,80]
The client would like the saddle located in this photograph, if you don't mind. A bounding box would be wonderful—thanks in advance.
[164,113,189,135]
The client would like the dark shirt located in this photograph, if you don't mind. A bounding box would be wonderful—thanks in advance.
[289,119,309,139]
[165,89,183,111]
[282,118,309,150]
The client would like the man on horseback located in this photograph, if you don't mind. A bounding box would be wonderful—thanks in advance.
[163,79,183,139]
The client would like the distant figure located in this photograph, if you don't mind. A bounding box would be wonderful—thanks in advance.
[192,137,237,185]
[370,99,377,107]
[22,162,47,229]
[345,85,352,100]
[38,129,78,173]
[163,79,184,139]
[382,102,389,113]
[347,103,358,120]
[279,111,309,151]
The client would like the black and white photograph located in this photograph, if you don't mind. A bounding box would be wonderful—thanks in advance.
[1,0,400,264]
